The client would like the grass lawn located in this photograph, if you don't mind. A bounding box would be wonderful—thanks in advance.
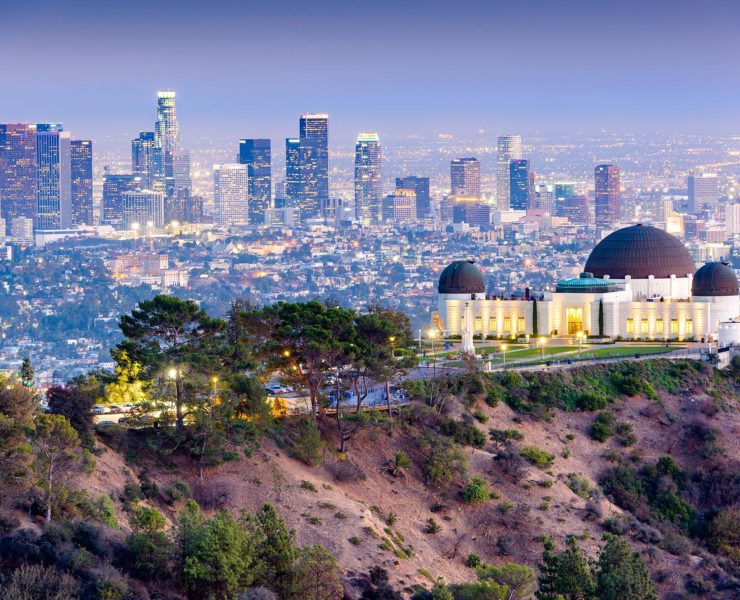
[576,345,678,360]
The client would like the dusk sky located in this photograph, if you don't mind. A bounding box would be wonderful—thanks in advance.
[2,0,739,145]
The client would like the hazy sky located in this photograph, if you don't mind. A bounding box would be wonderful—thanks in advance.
[2,0,739,146]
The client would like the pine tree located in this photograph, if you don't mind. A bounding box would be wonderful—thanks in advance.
[19,357,34,388]
[254,503,297,597]
[532,298,539,336]
[598,299,605,338]
[537,536,597,600]
[595,534,658,600]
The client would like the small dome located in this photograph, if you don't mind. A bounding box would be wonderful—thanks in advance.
[692,262,739,296]
[584,224,695,280]
[438,260,485,294]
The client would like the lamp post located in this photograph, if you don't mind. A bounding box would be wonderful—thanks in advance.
[427,329,437,378]
[501,343,507,368]
[538,336,547,360]
[576,330,585,356]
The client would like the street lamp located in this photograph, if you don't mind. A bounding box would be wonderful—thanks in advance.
[427,328,437,377]
[501,343,507,368]
[167,367,178,379]
[576,331,585,356]
[538,336,547,360]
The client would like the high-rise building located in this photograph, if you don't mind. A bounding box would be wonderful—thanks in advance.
[35,124,72,230]
[509,159,531,211]
[497,135,522,210]
[238,139,271,225]
[594,164,621,227]
[214,164,249,226]
[688,173,718,215]
[451,158,480,199]
[154,91,180,154]
[382,189,416,223]
[0,123,37,233]
[70,140,93,226]
[132,131,163,190]
[396,176,430,219]
[354,132,382,225]
[297,113,328,218]
[123,190,165,230]
[102,172,142,228]
[285,138,302,208]
[10,216,33,241]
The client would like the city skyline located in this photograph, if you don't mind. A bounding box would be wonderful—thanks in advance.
[2,0,740,143]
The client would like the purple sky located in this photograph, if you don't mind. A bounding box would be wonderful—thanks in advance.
[2,0,739,145]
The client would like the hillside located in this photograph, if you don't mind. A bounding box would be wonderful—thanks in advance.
[68,359,739,599]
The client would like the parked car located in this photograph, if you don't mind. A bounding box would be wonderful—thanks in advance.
[98,420,115,426]
[93,406,106,415]
[108,405,122,413]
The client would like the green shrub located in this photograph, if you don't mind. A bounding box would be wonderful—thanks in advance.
[519,446,555,469]
[472,411,489,423]
[290,418,324,466]
[590,411,614,442]
[439,419,486,448]
[575,390,608,411]
[89,494,118,528]
[165,480,192,504]
[300,480,318,492]
[422,437,468,488]
[465,553,481,568]
[462,477,490,504]
[424,518,442,534]
[566,473,592,499]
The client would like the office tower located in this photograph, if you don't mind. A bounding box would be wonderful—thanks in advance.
[535,183,554,213]
[285,138,302,208]
[214,164,249,226]
[450,198,490,227]
[497,135,522,209]
[35,124,71,230]
[509,159,531,210]
[186,195,204,223]
[688,173,718,215]
[10,216,34,241]
[558,194,590,225]
[298,113,328,218]
[354,132,382,225]
[382,189,416,223]
[70,140,93,226]
[154,90,180,153]
[132,131,163,190]
[594,164,621,227]
[0,124,37,233]
[123,190,165,230]
[238,138,271,225]
[726,203,740,238]
[396,176,430,219]
[102,172,142,228]
[450,158,480,198]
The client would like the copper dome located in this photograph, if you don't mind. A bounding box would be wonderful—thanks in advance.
[438,260,485,294]
[584,224,695,280]
[692,262,739,296]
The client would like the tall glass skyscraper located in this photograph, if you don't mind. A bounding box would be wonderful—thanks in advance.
[451,157,480,198]
[509,159,531,211]
[595,164,621,227]
[497,135,522,210]
[102,172,142,228]
[298,113,328,219]
[154,91,180,153]
[396,176,430,219]
[214,164,249,226]
[35,124,71,230]
[239,138,271,224]
[285,137,302,208]
[132,131,163,190]
[70,140,93,225]
[354,132,382,225]
[0,123,37,233]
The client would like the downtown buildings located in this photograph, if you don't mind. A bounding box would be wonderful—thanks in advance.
[238,139,271,225]
[594,164,621,228]
[497,135,522,210]
[354,132,382,225]
[285,114,329,220]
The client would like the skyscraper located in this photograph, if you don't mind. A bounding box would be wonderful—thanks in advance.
[0,123,37,233]
[123,190,165,229]
[497,135,522,210]
[285,138,302,208]
[450,158,480,198]
[154,91,180,153]
[382,189,416,223]
[396,176,430,220]
[594,164,621,227]
[298,113,328,218]
[509,159,531,210]
[354,132,382,225]
[132,131,163,190]
[238,139,271,225]
[35,124,71,230]
[102,172,142,228]
[214,164,249,226]
[70,140,93,226]
[688,173,718,215]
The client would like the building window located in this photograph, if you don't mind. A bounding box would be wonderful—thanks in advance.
[671,319,678,334]
[686,319,693,335]
[504,317,511,332]
[518,317,525,332]
[626,318,634,334]
[475,316,482,332]
[489,317,497,331]
[656,319,664,334]
[641,319,649,334]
